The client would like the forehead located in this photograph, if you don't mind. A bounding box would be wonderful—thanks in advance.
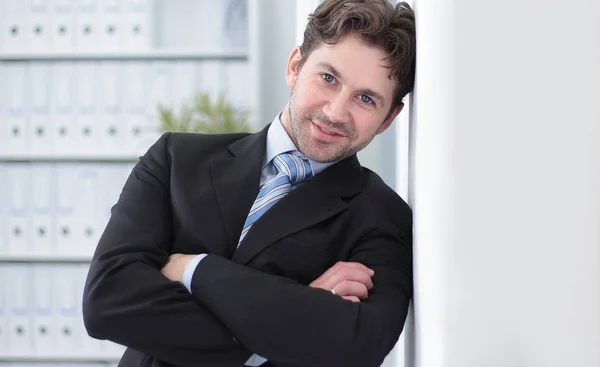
[303,35,397,99]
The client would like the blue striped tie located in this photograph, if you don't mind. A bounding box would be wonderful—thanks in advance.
[238,153,313,247]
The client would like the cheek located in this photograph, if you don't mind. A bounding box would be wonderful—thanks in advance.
[352,112,385,137]
[296,79,329,109]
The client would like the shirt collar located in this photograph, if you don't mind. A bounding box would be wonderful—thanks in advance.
[264,113,336,176]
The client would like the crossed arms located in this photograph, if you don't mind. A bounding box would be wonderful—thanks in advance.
[82,135,413,367]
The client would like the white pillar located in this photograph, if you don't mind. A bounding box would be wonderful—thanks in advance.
[295,0,322,45]
[409,0,600,366]
[248,0,298,128]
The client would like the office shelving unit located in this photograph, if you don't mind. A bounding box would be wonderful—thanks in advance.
[0,0,252,365]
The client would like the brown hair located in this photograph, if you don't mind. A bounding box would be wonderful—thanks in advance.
[300,0,416,111]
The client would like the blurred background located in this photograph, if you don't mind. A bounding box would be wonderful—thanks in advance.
[0,1,408,367]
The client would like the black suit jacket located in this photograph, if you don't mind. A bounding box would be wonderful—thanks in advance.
[82,125,413,367]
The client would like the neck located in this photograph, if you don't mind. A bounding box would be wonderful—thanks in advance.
[280,104,293,138]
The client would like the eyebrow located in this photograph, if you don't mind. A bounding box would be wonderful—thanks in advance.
[316,62,386,105]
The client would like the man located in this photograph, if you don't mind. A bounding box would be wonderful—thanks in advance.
[82,1,416,366]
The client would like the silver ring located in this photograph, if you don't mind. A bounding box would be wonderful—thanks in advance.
[331,287,336,295]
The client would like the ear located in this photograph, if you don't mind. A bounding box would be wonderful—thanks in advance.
[286,46,302,88]
[377,103,404,135]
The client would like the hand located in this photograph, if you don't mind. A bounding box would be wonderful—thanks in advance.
[309,261,375,303]
[160,253,197,283]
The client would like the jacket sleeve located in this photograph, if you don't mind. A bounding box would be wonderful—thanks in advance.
[189,218,413,367]
[82,133,252,367]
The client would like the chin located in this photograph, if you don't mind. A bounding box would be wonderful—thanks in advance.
[302,143,346,163]
[292,122,350,162]
[306,153,336,164]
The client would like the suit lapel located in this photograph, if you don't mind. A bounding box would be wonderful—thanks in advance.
[210,126,269,256]
[232,155,363,265]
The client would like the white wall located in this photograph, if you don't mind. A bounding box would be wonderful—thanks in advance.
[409,0,600,366]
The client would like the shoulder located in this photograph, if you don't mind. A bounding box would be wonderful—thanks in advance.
[147,131,251,162]
[165,131,252,155]
[356,167,412,225]
[140,131,253,173]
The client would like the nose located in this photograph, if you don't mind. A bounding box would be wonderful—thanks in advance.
[322,92,350,123]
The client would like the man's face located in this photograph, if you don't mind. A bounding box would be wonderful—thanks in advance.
[281,35,403,163]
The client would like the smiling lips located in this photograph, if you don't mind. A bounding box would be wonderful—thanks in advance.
[311,120,345,138]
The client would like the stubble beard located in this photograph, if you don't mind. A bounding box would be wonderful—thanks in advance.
[287,92,362,164]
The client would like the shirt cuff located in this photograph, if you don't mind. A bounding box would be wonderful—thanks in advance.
[182,254,207,292]
[245,354,268,366]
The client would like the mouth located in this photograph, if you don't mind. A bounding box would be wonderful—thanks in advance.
[309,120,346,143]
[311,120,345,138]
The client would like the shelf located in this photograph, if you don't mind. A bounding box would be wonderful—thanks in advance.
[0,353,121,363]
[0,253,93,263]
[0,49,249,62]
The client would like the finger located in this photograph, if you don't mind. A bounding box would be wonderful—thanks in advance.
[345,262,375,276]
[310,261,344,287]
[319,269,372,291]
[310,262,374,289]
[329,268,374,290]
[337,261,375,276]
[334,280,369,300]
[342,296,361,303]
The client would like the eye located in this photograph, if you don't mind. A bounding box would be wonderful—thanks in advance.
[321,73,335,83]
[360,94,374,105]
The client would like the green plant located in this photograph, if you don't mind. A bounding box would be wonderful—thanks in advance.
[158,91,252,134]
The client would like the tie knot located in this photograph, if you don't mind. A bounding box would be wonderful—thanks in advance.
[273,153,313,185]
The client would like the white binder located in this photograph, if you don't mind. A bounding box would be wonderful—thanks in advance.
[2,1,29,55]
[6,264,34,355]
[149,61,173,110]
[98,61,123,156]
[52,61,76,157]
[123,61,148,114]
[76,165,102,255]
[32,264,57,356]
[143,61,172,153]
[28,62,53,156]
[95,165,112,231]
[54,164,78,256]
[54,265,83,355]
[99,0,122,52]
[6,164,32,256]
[31,163,56,256]
[76,264,104,356]
[28,0,52,54]
[97,164,128,230]
[0,1,4,53]
[0,63,5,155]
[0,265,9,352]
[1,63,30,157]
[141,61,175,155]
[51,0,76,53]
[75,62,99,156]
[122,0,151,52]
[0,63,3,153]
[74,0,100,53]
[0,164,5,255]
[122,61,148,157]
